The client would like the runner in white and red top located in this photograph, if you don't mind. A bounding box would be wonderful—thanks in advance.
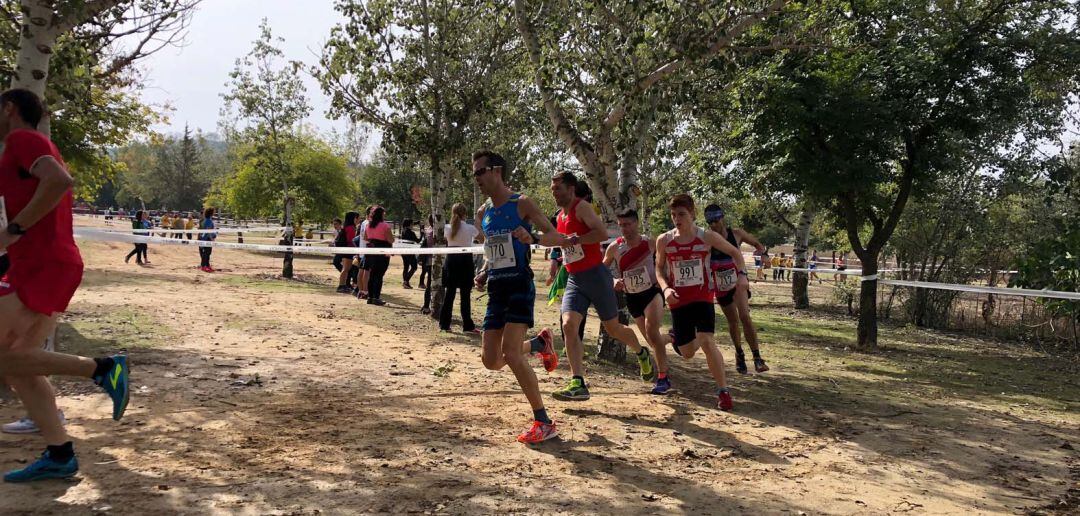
[0,88,129,482]
[549,171,654,401]
[655,194,750,411]
[603,208,674,395]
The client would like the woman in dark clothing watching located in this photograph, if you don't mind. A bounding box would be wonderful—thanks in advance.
[336,212,358,293]
[124,210,151,265]
[400,218,419,289]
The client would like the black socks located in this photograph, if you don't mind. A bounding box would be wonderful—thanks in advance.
[533,408,551,425]
[92,357,115,379]
[46,442,74,463]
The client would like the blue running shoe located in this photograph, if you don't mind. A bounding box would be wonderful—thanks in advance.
[651,376,672,395]
[3,452,78,482]
[93,354,129,421]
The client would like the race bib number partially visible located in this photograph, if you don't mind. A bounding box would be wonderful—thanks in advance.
[562,235,585,265]
[715,267,737,292]
[674,258,703,287]
[624,266,652,294]
[485,233,517,270]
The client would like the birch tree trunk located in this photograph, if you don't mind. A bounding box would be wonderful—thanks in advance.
[281,196,294,278]
[791,208,814,309]
[427,155,451,319]
[11,0,127,137]
[12,0,61,136]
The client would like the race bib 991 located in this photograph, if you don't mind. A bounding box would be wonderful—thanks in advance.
[674,258,703,287]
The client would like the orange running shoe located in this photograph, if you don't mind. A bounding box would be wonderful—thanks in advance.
[536,328,558,372]
[517,420,558,444]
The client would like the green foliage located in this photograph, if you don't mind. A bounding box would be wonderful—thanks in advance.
[210,134,354,225]
[109,129,229,210]
[317,0,522,224]
[0,16,162,200]
[355,153,424,223]
[1012,148,1080,319]
[727,0,1080,256]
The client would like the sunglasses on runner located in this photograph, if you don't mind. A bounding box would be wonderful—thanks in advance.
[474,166,503,177]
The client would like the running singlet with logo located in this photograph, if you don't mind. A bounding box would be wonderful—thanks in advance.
[710,228,740,293]
[482,193,532,280]
[663,227,713,308]
[614,236,655,294]
[556,198,602,273]
[0,129,81,266]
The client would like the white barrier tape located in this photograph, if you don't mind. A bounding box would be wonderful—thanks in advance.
[128,227,286,235]
[766,265,1078,301]
[876,279,1080,301]
[74,228,482,256]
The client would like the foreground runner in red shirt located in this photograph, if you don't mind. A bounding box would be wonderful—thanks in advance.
[0,88,130,482]
[655,194,749,411]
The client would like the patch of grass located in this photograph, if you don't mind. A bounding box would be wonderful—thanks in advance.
[751,306,1080,415]
[217,273,329,293]
[58,307,168,355]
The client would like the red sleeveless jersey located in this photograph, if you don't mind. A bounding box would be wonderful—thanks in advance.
[556,198,602,273]
[662,227,714,308]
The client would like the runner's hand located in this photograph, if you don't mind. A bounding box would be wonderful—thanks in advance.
[511,226,532,244]
[614,278,625,292]
[664,287,679,306]
[474,270,488,289]
[737,273,750,291]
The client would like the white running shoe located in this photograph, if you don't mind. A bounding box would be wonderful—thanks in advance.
[1,410,66,434]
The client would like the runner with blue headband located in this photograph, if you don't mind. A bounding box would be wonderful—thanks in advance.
[704,204,770,375]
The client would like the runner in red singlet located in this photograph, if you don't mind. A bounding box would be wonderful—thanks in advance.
[0,89,129,482]
[549,172,654,401]
[654,194,749,411]
[603,208,674,395]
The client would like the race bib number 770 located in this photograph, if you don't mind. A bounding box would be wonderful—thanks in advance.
[485,233,517,270]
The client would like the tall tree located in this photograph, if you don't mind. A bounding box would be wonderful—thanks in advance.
[316,0,520,315]
[512,0,791,220]
[729,0,1080,349]
[6,0,199,135]
[0,0,198,196]
[221,18,311,277]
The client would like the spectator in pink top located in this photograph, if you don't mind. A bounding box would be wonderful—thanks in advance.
[363,206,394,305]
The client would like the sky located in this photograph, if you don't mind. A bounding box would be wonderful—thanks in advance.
[137,0,350,137]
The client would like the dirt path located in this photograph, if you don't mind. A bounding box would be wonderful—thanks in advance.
[1,220,1077,514]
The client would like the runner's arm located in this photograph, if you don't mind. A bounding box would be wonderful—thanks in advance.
[473,208,486,244]
[575,201,609,245]
[602,241,617,267]
[518,196,571,248]
[8,156,73,230]
[735,228,766,253]
[654,234,671,293]
[704,230,748,273]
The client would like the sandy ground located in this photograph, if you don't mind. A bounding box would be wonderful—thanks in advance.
[0,218,1077,515]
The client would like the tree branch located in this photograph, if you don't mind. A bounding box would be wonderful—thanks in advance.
[603,0,789,131]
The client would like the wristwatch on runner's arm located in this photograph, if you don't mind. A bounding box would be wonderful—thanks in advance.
[6,223,25,235]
